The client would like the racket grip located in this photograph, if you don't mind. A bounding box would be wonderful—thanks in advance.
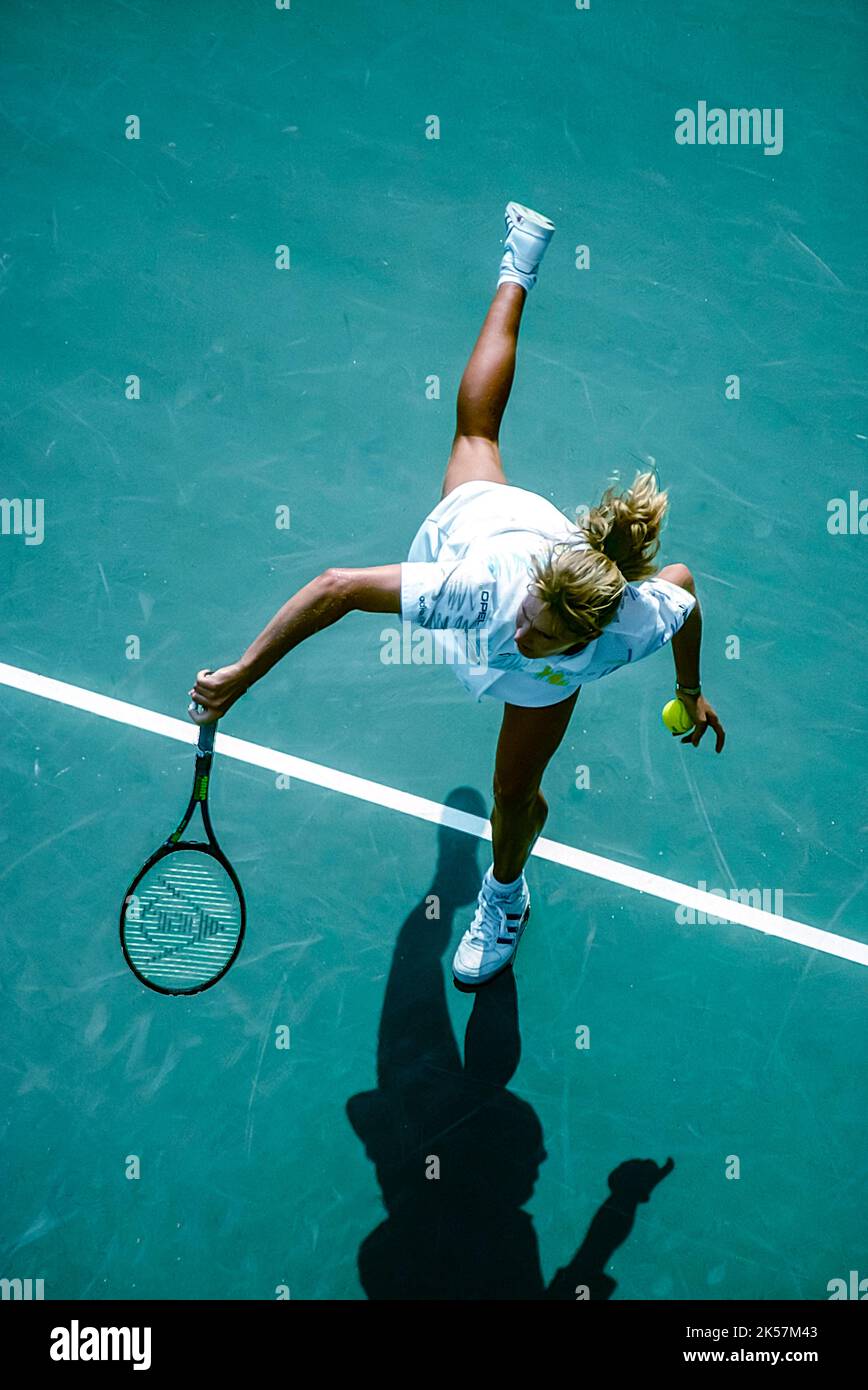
[196,719,217,754]
[188,700,217,753]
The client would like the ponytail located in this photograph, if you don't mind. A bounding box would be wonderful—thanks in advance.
[580,471,668,582]
[529,471,670,645]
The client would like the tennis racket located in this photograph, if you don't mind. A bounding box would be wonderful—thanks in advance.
[120,713,245,995]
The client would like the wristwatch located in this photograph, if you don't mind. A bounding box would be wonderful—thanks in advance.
[676,682,702,697]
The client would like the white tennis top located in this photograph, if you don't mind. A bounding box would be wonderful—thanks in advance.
[400,480,695,707]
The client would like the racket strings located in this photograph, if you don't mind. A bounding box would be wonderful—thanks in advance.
[123,851,242,989]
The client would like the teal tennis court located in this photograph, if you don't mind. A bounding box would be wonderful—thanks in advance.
[1,0,866,1301]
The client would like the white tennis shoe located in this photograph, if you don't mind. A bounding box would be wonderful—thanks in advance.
[497,201,556,292]
[452,869,531,985]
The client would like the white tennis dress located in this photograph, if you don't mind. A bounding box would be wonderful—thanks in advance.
[400,480,695,708]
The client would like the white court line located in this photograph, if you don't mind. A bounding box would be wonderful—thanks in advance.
[2,660,866,969]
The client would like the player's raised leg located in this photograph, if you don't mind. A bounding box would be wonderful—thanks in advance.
[441,202,556,498]
[440,283,524,498]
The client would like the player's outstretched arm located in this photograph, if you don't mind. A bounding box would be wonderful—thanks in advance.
[657,563,725,753]
[188,565,402,723]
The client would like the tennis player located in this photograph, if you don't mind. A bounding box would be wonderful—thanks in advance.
[189,202,725,985]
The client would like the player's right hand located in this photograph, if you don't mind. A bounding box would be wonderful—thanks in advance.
[188,664,249,724]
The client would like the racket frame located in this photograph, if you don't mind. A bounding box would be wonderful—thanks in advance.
[120,721,246,996]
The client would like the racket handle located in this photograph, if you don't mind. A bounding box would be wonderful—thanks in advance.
[188,700,217,753]
[197,721,216,754]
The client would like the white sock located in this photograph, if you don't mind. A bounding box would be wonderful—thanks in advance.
[486,866,524,897]
[497,260,537,294]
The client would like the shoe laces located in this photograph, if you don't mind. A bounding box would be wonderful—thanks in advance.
[468,881,520,947]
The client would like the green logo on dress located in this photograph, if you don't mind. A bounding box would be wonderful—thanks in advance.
[534,665,569,686]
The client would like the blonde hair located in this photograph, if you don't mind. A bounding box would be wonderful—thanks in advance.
[530,472,669,644]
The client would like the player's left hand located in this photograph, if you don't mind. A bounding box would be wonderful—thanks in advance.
[676,692,725,752]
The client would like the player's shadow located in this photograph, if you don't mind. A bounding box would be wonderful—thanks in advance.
[347,785,674,1300]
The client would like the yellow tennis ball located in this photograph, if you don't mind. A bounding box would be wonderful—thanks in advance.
[662,698,694,734]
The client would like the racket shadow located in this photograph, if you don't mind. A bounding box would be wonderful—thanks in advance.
[346,785,675,1300]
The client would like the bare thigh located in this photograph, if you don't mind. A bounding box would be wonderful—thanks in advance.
[493,690,581,800]
[441,434,508,498]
